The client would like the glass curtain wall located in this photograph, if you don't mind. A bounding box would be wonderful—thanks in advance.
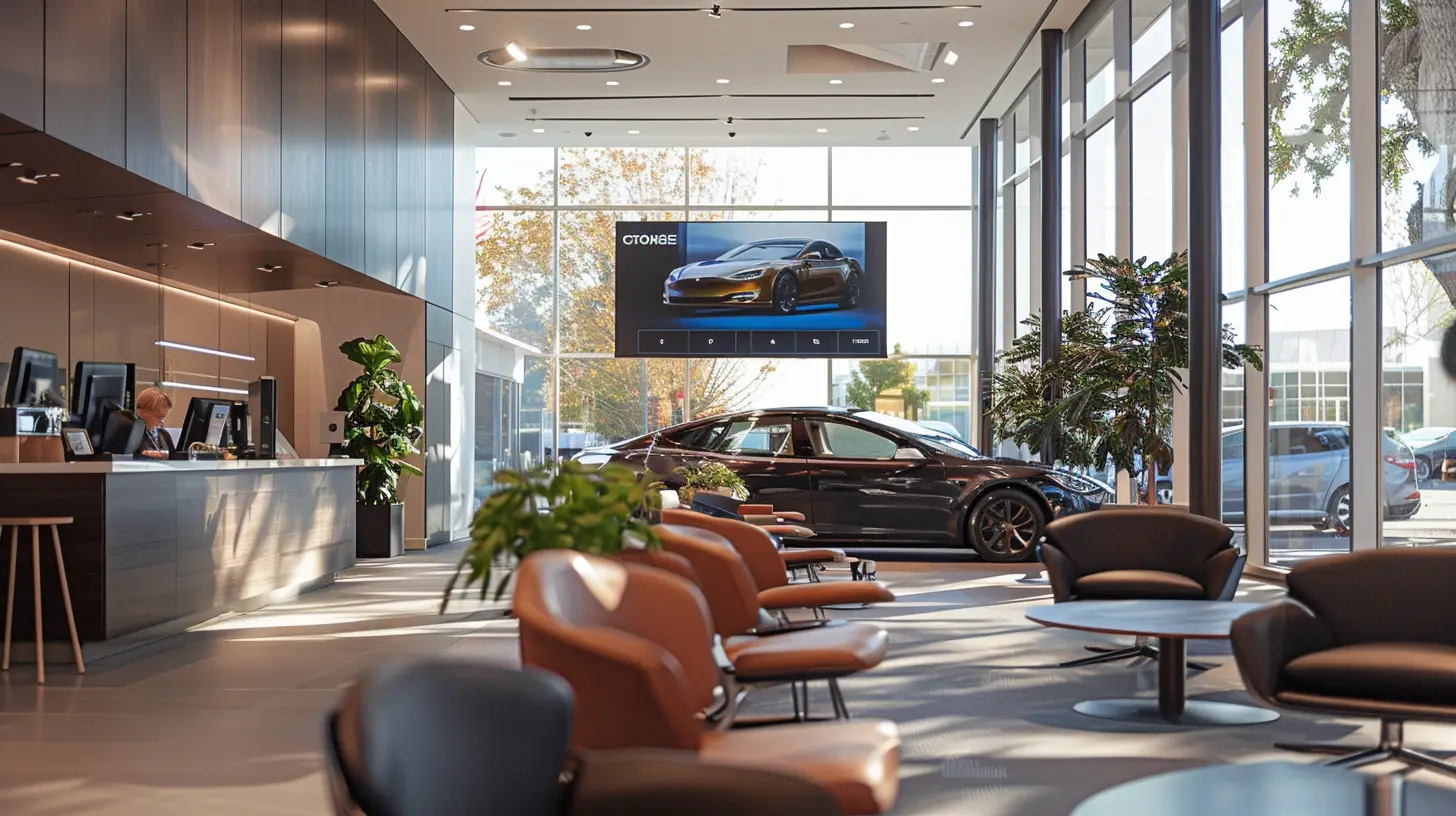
[475,146,977,458]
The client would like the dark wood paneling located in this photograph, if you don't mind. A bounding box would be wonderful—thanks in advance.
[0,0,45,130]
[188,0,244,218]
[45,0,127,165]
[395,36,428,299]
[0,475,109,644]
[242,0,284,233]
[325,0,366,272]
[424,68,454,310]
[280,0,328,255]
[126,0,190,193]
[363,1,398,287]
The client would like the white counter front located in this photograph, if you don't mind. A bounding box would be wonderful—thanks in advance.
[0,458,360,474]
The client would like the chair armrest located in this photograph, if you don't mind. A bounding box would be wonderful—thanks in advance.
[571,749,846,816]
[1201,548,1245,601]
[1040,541,1078,602]
[1229,599,1335,703]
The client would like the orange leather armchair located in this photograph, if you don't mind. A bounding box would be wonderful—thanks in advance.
[513,550,901,815]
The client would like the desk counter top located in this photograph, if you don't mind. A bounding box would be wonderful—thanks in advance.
[0,458,360,475]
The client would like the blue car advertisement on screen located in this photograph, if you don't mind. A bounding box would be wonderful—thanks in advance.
[614,221,887,359]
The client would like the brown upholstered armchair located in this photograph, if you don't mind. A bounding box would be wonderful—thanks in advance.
[1231,548,1456,778]
[1041,507,1245,668]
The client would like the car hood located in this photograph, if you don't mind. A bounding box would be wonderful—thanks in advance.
[672,259,786,280]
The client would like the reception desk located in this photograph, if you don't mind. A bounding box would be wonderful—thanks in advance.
[0,459,358,651]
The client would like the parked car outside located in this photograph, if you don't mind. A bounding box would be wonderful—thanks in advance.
[1398,426,1456,481]
[663,238,863,314]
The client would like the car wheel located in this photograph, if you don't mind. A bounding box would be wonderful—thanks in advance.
[839,273,861,309]
[1155,483,1174,505]
[1325,485,1352,535]
[967,488,1045,563]
[1416,456,1432,482]
[772,273,799,314]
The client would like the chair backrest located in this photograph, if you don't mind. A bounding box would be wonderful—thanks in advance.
[663,508,789,591]
[513,550,717,751]
[615,547,702,587]
[1287,548,1456,646]
[328,660,574,816]
[1042,507,1234,580]
[656,523,764,637]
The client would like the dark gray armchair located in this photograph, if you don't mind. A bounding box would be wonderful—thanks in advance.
[1041,507,1245,667]
[1231,548,1456,777]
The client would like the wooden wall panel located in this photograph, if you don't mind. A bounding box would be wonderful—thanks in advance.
[325,0,366,272]
[364,1,398,287]
[187,0,244,219]
[395,36,429,299]
[280,0,328,255]
[126,0,189,193]
[241,0,284,233]
[0,0,45,131]
[45,0,127,165]
[424,68,454,310]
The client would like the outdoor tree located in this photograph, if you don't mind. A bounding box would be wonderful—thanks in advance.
[475,148,774,440]
[845,344,925,417]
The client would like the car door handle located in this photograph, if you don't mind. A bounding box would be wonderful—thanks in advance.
[821,469,847,477]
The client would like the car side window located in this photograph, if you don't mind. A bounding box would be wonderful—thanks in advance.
[1269,428,1299,456]
[800,241,825,260]
[708,418,793,457]
[806,420,900,460]
[672,422,725,450]
[821,243,843,259]
[1222,431,1244,458]
[1316,429,1349,451]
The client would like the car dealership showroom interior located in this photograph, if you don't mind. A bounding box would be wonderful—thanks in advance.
[4,0,1456,814]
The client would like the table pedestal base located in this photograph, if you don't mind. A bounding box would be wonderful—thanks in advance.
[1074,698,1280,726]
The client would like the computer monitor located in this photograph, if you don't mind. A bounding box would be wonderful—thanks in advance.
[99,408,146,455]
[4,347,62,407]
[179,398,233,449]
[71,362,136,446]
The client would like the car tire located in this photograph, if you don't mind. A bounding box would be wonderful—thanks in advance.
[839,272,861,309]
[772,273,799,314]
[1325,485,1352,535]
[966,488,1045,563]
[1416,455,1432,482]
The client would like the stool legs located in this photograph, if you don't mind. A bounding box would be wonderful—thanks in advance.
[50,525,83,674]
[3,526,15,670]
[32,525,43,684]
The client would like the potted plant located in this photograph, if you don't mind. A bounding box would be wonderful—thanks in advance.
[991,252,1264,504]
[673,460,748,505]
[440,461,661,609]
[337,335,423,558]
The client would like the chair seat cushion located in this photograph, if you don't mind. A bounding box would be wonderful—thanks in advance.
[1283,643,1456,708]
[1074,569,1204,600]
[759,581,895,611]
[723,622,888,681]
[699,719,900,815]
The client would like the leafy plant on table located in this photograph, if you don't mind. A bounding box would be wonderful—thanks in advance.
[441,461,662,610]
[673,459,748,504]
[336,335,424,506]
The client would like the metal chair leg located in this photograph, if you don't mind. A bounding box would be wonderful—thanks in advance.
[827,678,851,720]
[2,526,15,672]
[1327,748,1396,770]
[1401,749,1456,778]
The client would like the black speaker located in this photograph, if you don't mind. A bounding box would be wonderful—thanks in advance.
[249,376,278,460]
[227,400,250,451]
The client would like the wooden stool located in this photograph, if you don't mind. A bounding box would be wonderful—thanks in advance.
[1,517,85,684]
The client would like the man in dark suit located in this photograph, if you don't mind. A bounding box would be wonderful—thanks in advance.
[135,387,176,459]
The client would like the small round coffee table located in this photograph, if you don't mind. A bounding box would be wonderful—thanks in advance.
[1026,599,1278,726]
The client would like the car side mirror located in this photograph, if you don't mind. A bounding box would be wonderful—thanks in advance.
[893,447,926,461]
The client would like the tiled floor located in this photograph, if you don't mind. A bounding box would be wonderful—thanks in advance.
[0,545,1451,815]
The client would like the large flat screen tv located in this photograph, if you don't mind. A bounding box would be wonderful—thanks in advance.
[614,221,887,358]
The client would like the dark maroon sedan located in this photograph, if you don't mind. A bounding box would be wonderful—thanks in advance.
[573,407,1112,562]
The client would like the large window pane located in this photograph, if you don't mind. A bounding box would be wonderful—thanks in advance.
[1132,78,1173,262]
[1086,123,1117,305]
[1267,0,1351,279]
[1085,15,1116,119]
[830,357,974,442]
[1013,97,1032,172]
[688,210,828,223]
[835,210,974,354]
[477,147,554,207]
[521,355,551,467]
[831,148,974,206]
[557,147,687,206]
[1015,180,1032,332]
[1380,2,1456,252]
[1131,1,1172,79]
[1267,278,1353,566]
[559,358,646,453]
[1222,303,1247,540]
[1222,21,1246,292]
[558,210,681,354]
[689,148,828,207]
[689,358,826,417]
[1062,151,1072,309]
[475,210,554,350]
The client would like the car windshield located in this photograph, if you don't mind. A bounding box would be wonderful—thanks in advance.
[1402,427,1454,443]
[854,411,983,458]
[720,242,805,261]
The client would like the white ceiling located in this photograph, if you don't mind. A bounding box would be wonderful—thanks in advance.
[377,1,1093,148]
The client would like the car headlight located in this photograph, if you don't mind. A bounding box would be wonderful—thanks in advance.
[667,268,684,283]
[729,268,766,280]
[1045,471,1115,498]
[573,453,612,468]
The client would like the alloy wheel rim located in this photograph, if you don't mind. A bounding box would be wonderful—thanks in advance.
[1418,460,1430,480]
[1336,493,1351,527]
[978,499,1036,555]
[777,277,798,312]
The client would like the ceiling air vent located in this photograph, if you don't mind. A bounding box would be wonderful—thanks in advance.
[478,47,650,73]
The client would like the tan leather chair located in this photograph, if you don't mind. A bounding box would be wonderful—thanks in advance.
[663,509,895,613]
[514,550,900,815]
[655,523,889,722]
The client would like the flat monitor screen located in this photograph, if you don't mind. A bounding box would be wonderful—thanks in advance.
[614,221,887,358]
[5,347,61,407]
[204,403,230,447]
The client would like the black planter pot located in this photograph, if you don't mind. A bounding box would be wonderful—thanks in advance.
[357,503,404,559]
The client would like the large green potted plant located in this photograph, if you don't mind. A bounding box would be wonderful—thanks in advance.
[440,461,661,610]
[337,335,423,558]
[991,252,1264,504]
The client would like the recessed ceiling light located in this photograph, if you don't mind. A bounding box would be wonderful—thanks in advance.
[628,129,640,135]
[931,77,946,84]
[816,127,828,133]
[498,80,512,86]
[959,20,975,27]
[458,24,475,31]
[505,40,528,62]
[606,80,620,86]
[576,24,592,31]
[716,78,730,84]
[907,126,920,132]
[944,50,959,66]
[829,79,843,85]
[532,128,545,133]
[315,280,339,288]
[839,22,855,29]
